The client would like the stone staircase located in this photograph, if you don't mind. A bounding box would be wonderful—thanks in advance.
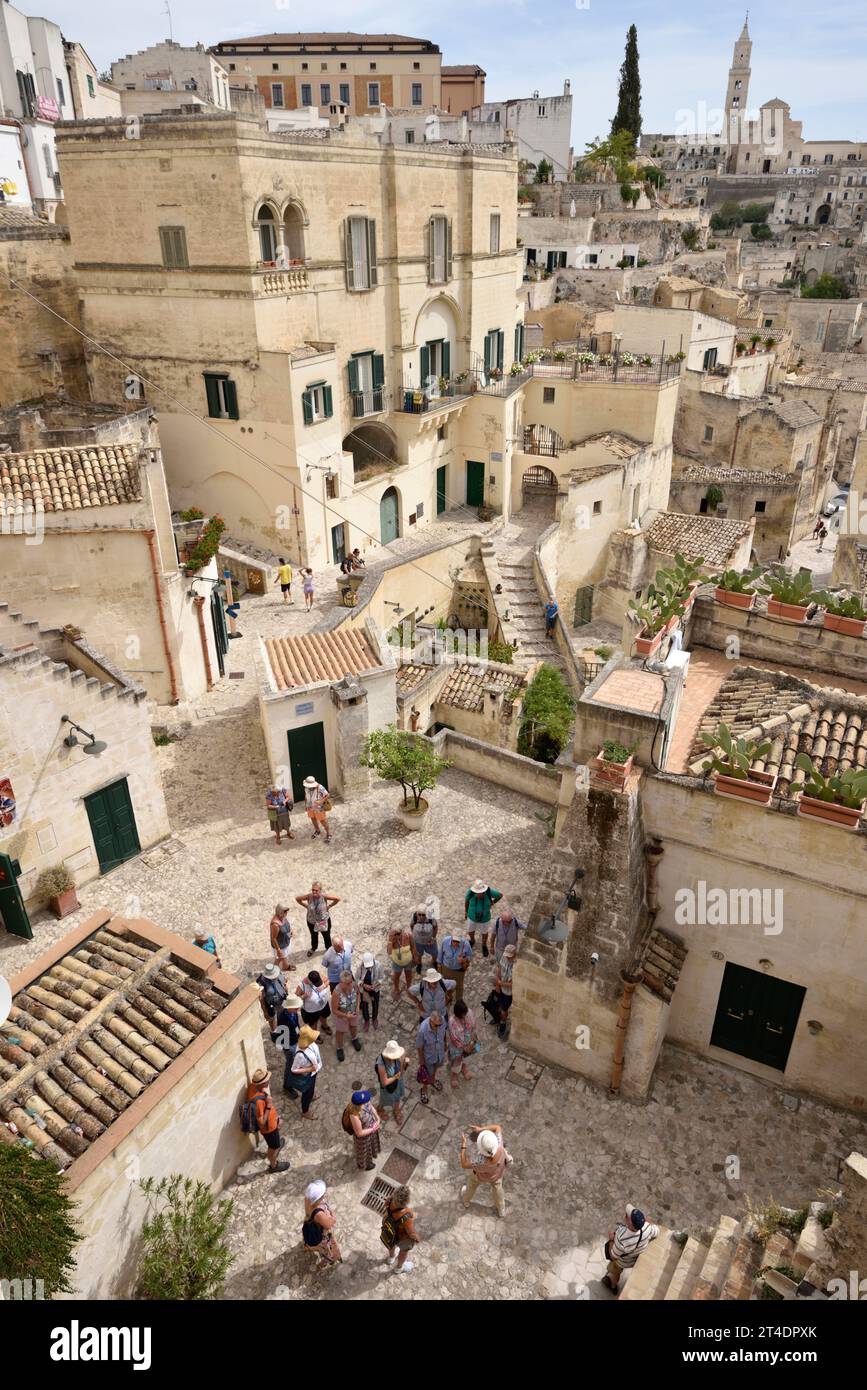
[493,554,563,665]
[618,1210,813,1301]
[0,603,142,708]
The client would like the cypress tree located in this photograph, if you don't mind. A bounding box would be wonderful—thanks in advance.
[610,25,642,145]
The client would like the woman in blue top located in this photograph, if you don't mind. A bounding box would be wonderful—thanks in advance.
[416,1011,447,1104]
[193,927,221,967]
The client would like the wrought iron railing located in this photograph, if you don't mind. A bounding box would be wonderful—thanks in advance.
[350,388,385,418]
[396,377,472,413]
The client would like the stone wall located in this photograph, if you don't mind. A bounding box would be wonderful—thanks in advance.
[0,232,89,402]
[690,595,867,685]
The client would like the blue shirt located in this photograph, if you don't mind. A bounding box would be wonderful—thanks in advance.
[322,944,353,986]
[494,916,527,954]
[545,602,558,623]
[416,1016,447,1065]
[439,938,472,970]
[196,935,217,957]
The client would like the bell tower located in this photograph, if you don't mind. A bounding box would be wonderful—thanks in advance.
[723,15,751,143]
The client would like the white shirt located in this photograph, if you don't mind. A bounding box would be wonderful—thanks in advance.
[292,1043,322,1075]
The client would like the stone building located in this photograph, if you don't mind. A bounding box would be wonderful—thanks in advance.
[396,657,538,750]
[0,206,88,402]
[0,616,169,930]
[0,1,73,219]
[62,41,120,121]
[613,302,736,374]
[111,40,232,117]
[441,64,485,117]
[3,910,263,1297]
[470,83,573,182]
[0,401,219,704]
[54,110,524,567]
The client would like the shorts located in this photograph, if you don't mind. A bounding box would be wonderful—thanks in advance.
[396,1237,415,1253]
[263,1128,282,1150]
[391,957,413,973]
[281,582,292,593]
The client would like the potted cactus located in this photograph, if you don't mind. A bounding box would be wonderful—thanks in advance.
[760,569,819,622]
[816,591,867,639]
[627,594,671,656]
[593,740,636,791]
[701,723,776,805]
[714,565,765,611]
[35,863,79,919]
[794,754,867,830]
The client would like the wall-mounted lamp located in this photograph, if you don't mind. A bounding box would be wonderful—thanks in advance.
[539,867,585,944]
[384,601,404,617]
[61,715,107,757]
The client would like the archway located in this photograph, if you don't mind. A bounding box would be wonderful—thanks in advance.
[413,295,460,388]
[379,486,401,544]
[816,203,832,226]
[281,203,305,262]
[342,422,399,484]
[521,463,558,517]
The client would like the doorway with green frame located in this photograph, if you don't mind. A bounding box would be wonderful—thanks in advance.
[466,460,485,507]
[0,853,31,938]
[287,722,329,803]
[436,464,447,515]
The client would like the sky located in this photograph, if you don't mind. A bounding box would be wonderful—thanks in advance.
[28,0,867,149]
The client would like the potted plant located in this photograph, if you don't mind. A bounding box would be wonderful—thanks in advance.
[509,361,524,376]
[816,591,867,638]
[35,863,79,919]
[794,754,867,830]
[640,354,653,366]
[627,596,668,656]
[700,723,776,805]
[359,725,451,832]
[593,740,637,792]
[735,342,747,356]
[749,334,761,353]
[714,564,765,611]
[760,569,819,622]
[764,336,777,351]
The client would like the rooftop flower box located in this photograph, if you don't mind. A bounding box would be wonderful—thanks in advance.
[760,568,821,623]
[816,590,867,639]
[592,740,636,792]
[795,754,867,831]
[701,723,775,806]
[714,564,765,611]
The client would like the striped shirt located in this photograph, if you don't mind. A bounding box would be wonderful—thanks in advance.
[610,1221,660,1267]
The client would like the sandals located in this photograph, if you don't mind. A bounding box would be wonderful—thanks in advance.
[432,1079,443,1092]
[420,1092,430,1105]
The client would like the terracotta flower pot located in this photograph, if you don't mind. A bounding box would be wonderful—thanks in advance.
[767,598,809,623]
[715,587,755,611]
[664,614,680,634]
[823,612,866,638]
[593,750,634,792]
[798,794,863,831]
[713,768,776,806]
[634,628,663,657]
[49,888,79,919]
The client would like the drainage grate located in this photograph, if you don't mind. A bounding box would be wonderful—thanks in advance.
[506,1054,545,1091]
[360,1174,399,1214]
[381,1148,419,1183]
[228,671,246,680]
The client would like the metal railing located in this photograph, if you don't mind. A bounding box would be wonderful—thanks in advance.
[350,388,385,418]
[396,377,472,414]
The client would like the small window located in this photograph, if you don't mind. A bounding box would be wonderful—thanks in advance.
[159,225,188,269]
[320,83,331,104]
[699,498,709,514]
[437,424,446,441]
[301,63,308,71]
[593,499,602,515]
[272,63,279,72]
[368,82,380,106]
[803,443,813,466]
[301,381,334,424]
[754,500,766,514]
[300,84,312,106]
[413,62,420,71]
[416,502,425,518]
[339,82,350,104]
[543,386,555,404]
[405,130,415,144]
[412,82,422,106]
[86,74,95,97]
[537,103,546,117]
[320,63,328,72]
[271,82,284,108]
[325,474,339,500]
[204,373,238,420]
[340,62,347,71]
[228,63,235,72]
[56,77,65,107]
[427,214,452,283]
[369,62,377,71]
[704,425,714,442]
[489,212,501,254]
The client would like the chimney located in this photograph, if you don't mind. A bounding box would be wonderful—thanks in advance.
[564,79,571,97]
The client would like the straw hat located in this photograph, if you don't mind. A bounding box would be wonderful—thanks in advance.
[303,775,319,787]
[262,963,282,980]
[382,1039,405,1060]
[298,1025,320,1047]
[471,879,488,894]
[423,968,442,984]
[284,994,304,1010]
[476,1129,499,1157]
[251,1067,271,1085]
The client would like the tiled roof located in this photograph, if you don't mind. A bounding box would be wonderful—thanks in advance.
[768,399,823,429]
[645,511,753,566]
[264,628,381,690]
[1,922,231,1170]
[0,206,68,240]
[397,662,434,696]
[570,464,624,484]
[577,431,644,459]
[680,464,797,488]
[442,65,486,76]
[637,926,687,1002]
[687,665,867,805]
[436,661,526,713]
[0,445,142,512]
[788,374,867,394]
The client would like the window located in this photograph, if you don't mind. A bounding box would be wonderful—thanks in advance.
[369,62,377,71]
[320,83,331,104]
[86,74,95,97]
[483,329,504,373]
[405,130,415,144]
[15,69,36,116]
[228,63,235,71]
[301,62,308,71]
[413,62,420,71]
[301,380,334,424]
[339,82,350,104]
[514,322,525,362]
[256,205,277,262]
[204,373,238,420]
[272,63,279,72]
[42,144,54,179]
[344,216,378,290]
[271,82,284,108]
[489,212,501,254]
[412,82,422,106]
[326,475,339,501]
[320,63,328,72]
[437,424,446,441]
[347,351,385,416]
[824,153,834,164]
[537,103,546,117]
[699,498,709,514]
[543,386,555,404]
[593,500,602,515]
[159,226,188,269]
[368,82,380,106]
[340,62,347,71]
[420,338,450,382]
[754,500,766,514]
[300,83,312,106]
[56,77,65,107]
[427,214,452,283]
[704,425,714,442]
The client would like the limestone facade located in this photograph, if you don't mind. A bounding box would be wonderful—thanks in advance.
[0,212,88,402]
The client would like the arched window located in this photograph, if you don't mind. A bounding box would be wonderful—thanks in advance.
[282,203,305,262]
[256,204,277,263]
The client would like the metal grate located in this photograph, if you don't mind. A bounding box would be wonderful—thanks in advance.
[506,1054,545,1092]
[381,1147,419,1183]
[360,1174,399,1214]
[228,671,245,680]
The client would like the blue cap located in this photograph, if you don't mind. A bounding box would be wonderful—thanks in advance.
[352,1090,371,1105]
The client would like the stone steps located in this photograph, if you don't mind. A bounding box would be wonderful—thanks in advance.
[665,1236,708,1300]
[692,1215,741,1300]
[619,1226,680,1300]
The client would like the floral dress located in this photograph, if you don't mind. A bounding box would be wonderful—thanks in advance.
[352,1101,382,1169]
[448,1009,478,1072]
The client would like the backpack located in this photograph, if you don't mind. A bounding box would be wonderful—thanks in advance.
[276,921,291,950]
[380,1205,410,1250]
[302,1203,326,1248]
[238,1091,267,1135]
[341,1103,356,1136]
[258,973,287,1014]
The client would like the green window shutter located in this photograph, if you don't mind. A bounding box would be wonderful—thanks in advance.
[204,374,221,417]
[420,343,430,383]
[347,357,360,394]
[483,333,492,372]
[496,331,504,369]
[441,340,451,378]
[323,384,333,418]
[426,217,434,282]
[344,219,355,290]
[302,389,314,425]
[224,378,239,420]
[372,353,385,389]
[445,219,453,279]
[366,218,378,287]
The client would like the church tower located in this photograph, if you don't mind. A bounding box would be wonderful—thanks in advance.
[723,16,751,143]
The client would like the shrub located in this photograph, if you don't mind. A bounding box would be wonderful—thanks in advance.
[601,739,635,765]
[0,1143,81,1296]
[802,274,849,300]
[681,226,700,251]
[705,484,723,512]
[34,863,75,901]
[137,1175,233,1300]
[360,725,450,810]
[183,514,226,573]
[517,665,575,764]
[179,507,204,522]
[487,639,515,665]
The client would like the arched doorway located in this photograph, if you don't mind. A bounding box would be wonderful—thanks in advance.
[380,486,400,544]
[522,464,558,516]
[342,423,399,484]
[816,203,832,226]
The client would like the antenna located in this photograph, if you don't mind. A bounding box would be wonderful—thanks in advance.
[162,0,173,43]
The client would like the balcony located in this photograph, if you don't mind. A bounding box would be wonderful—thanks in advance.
[350,387,385,419]
[254,266,309,295]
[396,376,472,415]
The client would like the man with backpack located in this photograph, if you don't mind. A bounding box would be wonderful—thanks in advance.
[258,963,288,1029]
[381,1185,420,1275]
[240,1067,289,1173]
[464,878,503,957]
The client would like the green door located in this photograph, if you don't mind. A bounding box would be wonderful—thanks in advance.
[0,853,31,938]
[710,963,805,1071]
[288,722,328,803]
[84,779,141,874]
[466,460,485,507]
[331,522,346,565]
[211,585,228,678]
[380,486,400,544]
[436,465,447,515]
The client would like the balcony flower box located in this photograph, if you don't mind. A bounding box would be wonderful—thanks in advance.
[823,612,867,638]
[797,794,863,831]
[715,586,755,611]
[767,598,810,623]
[592,745,635,792]
[713,766,776,806]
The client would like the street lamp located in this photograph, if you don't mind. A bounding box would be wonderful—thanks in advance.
[538,868,585,944]
[61,716,107,756]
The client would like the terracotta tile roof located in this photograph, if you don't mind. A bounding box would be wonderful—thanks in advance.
[0,444,142,512]
[577,431,644,459]
[397,662,434,696]
[442,65,486,76]
[680,464,797,488]
[436,661,526,713]
[645,511,753,566]
[264,628,381,690]
[590,668,664,715]
[686,665,867,805]
[570,464,624,483]
[0,205,69,240]
[637,926,688,1002]
[767,399,823,430]
[1,924,230,1170]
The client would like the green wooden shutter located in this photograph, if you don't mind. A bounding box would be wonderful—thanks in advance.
[496,331,504,370]
[302,389,313,425]
[483,333,492,372]
[441,340,451,378]
[445,219,453,279]
[420,343,430,383]
[323,384,333,418]
[204,374,221,417]
[224,378,239,420]
[366,218,378,287]
[372,353,385,389]
[347,357,360,393]
[426,217,434,282]
[344,219,355,290]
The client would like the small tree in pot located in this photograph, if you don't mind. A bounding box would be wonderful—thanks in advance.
[360,725,451,831]
[34,863,79,919]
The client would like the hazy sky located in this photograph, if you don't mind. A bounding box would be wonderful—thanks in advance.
[28,0,867,148]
